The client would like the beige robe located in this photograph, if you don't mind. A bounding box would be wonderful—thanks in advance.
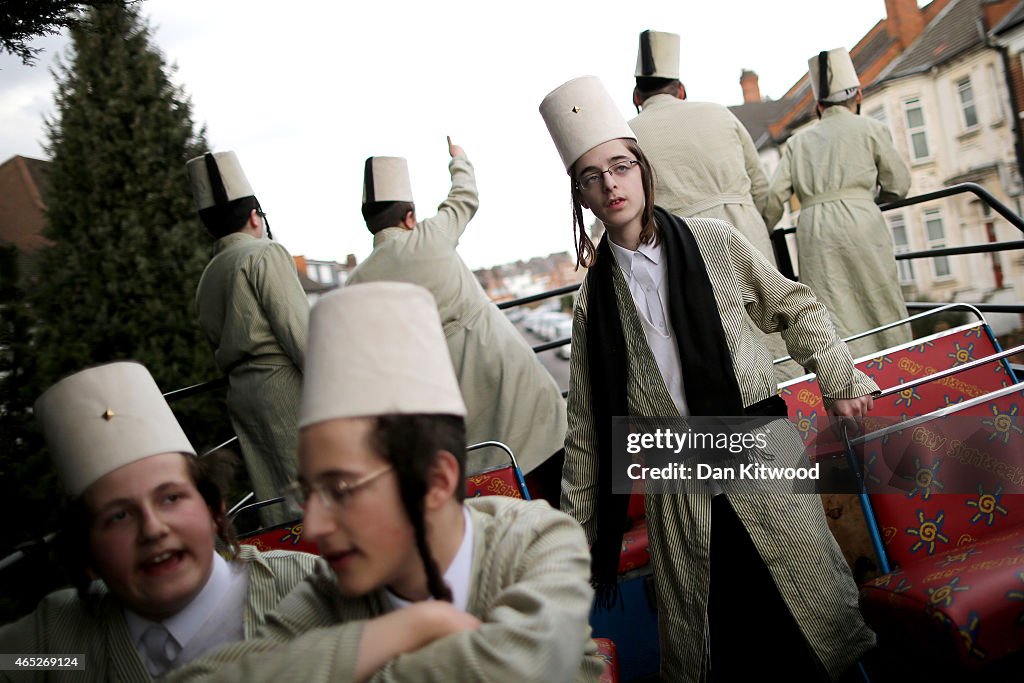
[346,157,567,474]
[630,94,798,378]
[196,233,308,526]
[764,105,912,358]
[167,497,603,683]
[564,217,878,681]
[0,547,322,682]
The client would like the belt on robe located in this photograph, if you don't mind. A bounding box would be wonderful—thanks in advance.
[671,192,755,217]
[799,187,875,208]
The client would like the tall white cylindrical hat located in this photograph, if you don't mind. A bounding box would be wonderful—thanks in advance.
[35,362,196,497]
[362,157,414,205]
[186,151,255,211]
[635,30,680,80]
[808,48,860,103]
[539,75,636,171]
[299,282,466,428]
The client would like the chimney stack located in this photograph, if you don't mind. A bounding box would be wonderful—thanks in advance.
[740,69,761,103]
[885,0,925,48]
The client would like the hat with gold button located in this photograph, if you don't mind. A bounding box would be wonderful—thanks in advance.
[35,362,195,497]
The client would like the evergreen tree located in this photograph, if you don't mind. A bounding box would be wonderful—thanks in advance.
[1,1,125,66]
[1,3,233,615]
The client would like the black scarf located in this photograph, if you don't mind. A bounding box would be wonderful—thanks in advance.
[586,207,747,600]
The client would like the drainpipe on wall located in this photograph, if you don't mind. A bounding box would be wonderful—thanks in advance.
[983,20,1024,195]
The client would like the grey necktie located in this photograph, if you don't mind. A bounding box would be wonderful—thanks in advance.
[140,624,177,678]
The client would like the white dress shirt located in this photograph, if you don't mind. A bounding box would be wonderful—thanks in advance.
[608,238,688,416]
[608,237,725,496]
[386,506,474,612]
[125,551,249,676]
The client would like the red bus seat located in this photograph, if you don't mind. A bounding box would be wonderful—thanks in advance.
[781,321,1024,671]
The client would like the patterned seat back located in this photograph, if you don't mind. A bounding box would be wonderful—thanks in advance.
[780,322,1024,570]
[465,464,528,499]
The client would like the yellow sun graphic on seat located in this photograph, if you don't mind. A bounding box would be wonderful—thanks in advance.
[927,576,969,609]
[966,486,1009,526]
[981,404,1022,445]
[907,510,949,555]
[947,342,975,366]
[908,458,943,501]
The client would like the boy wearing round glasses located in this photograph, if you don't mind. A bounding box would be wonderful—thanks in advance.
[169,282,603,682]
[541,76,877,681]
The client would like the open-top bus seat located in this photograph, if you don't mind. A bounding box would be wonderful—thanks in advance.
[852,383,1024,672]
[781,319,1024,672]
[464,441,531,500]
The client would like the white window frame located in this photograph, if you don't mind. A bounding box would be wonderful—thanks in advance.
[923,208,952,279]
[956,77,979,130]
[903,97,931,161]
[887,212,915,284]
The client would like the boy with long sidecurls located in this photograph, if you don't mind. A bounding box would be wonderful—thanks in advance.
[541,75,876,682]
[170,282,602,682]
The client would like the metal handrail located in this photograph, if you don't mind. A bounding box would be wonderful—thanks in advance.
[848,380,1024,448]
[772,303,986,365]
[878,182,1024,233]
[769,182,1024,281]
[896,240,1024,260]
[871,343,1024,401]
[906,302,1024,314]
[496,283,581,310]
[162,376,227,402]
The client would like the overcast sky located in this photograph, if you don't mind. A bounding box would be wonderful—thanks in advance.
[0,0,904,270]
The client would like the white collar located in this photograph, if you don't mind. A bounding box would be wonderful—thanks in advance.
[124,551,233,650]
[387,506,474,612]
[608,237,662,278]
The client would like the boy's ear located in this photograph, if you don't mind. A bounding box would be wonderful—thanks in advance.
[401,210,416,230]
[424,451,461,510]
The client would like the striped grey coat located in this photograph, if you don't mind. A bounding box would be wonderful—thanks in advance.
[564,217,878,681]
[196,233,309,526]
[0,546,322,682]
[168,497,603,683]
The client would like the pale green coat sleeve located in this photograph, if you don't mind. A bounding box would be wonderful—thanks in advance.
[167,572,366,683]
[369,503,596,683]
[874,125,911,203]
[416,157,480,248]
[738,114,770,221]
[251,242,308,370]
[763,143,794,230]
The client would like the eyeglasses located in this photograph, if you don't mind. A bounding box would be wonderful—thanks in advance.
[577,159,640,190]
[283,465,393,514]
